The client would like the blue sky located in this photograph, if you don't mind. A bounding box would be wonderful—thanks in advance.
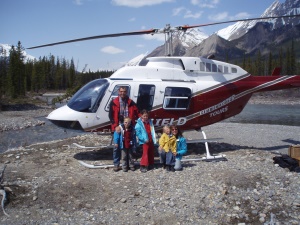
[1,0,282,71]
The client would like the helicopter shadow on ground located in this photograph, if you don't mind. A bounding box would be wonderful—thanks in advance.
[73,147,113,161]
[72,146,201,168]
[72,138,300,167]
[187,138,300,156]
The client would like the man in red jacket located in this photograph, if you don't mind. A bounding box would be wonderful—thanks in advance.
[109,86,140,171]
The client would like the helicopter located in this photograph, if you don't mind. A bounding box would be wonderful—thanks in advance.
[28,15,300,161]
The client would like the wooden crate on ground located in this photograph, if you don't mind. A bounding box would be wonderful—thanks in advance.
[288,145,300,158]
[288,145,300,166]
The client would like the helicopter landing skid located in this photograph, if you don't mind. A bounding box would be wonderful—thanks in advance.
[195,128,226,160]
[78,160,141,169]
[71,143,114,149]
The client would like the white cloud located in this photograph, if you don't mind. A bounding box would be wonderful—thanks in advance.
[73,0,83,5]
[129,17,136,22]
[208,12,228,21]
[136,44,144,48]
[208,11,252,21]
[184,10,203,19]
[101,46,125,54]
[232,12,251,20]
[191,0,219,8]
[173,7,203,19]
[111,0,174,8]
[172,7,185,16]
[142,33,165,42]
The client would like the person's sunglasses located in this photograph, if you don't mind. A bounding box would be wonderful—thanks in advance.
[172,128,178,131]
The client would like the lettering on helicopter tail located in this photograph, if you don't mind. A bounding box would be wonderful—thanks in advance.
[153,117,187,126]
[210,106,228,117]
[199,95,235,116]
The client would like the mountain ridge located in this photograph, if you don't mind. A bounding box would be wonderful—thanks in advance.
[139,0,300,65]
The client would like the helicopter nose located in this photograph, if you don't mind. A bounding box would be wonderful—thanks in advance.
[47,105,83,130]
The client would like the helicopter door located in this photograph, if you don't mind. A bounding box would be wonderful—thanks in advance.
[136,84,155,111]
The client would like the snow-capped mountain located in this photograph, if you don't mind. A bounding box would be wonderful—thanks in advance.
[177,28,208,48]
[0,43,35,61]
[217,0,300,40]
[140,0,300,63]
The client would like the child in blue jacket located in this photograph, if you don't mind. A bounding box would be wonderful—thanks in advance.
[114,117,137,172]
[135,110,157,173]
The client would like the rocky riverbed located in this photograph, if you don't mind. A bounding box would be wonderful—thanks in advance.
[0,132,299,225]
[0,93,299,224]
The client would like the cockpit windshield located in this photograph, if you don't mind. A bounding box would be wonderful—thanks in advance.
[67,79,109,113]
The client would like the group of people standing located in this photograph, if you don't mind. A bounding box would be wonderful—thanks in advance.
[109,86,187,173]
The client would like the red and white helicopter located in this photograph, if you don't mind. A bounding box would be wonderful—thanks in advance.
[28,15,300,163]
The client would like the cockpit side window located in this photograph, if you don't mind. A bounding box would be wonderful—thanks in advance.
[67,79,109,113]
[105,85,131,111]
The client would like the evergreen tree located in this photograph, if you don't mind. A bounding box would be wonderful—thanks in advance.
[267,51,273,75]
[48,54,56,90]
[285,48,291,75]
[254,50,263,76]
[69,58,76,88]
[290,39,296,74]
[0,47,9,98]
[7,42,26,98]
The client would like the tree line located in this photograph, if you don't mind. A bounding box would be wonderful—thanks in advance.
[0,41,113,102]
[0,41,298,104]
[240,39,298,75]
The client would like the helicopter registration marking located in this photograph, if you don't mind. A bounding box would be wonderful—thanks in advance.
[199,95,235,116]
[153,117,187,126]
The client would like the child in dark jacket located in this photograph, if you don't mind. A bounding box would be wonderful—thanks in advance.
[113,117,137,172]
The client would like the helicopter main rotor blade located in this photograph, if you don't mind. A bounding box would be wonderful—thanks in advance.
[28,14,300,50]
[178,14,300,30]
[27,29,158,49]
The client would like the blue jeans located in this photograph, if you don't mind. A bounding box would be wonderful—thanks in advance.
[159,150,166,164]
[113,147,121,166]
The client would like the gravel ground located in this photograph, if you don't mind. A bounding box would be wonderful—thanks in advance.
[0,95,299,224]
[0,129,299,225]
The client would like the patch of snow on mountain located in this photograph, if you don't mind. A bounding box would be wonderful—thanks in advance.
[179,28,208,47]
[216,0,281,40]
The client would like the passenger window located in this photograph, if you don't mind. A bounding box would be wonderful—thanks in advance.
[218,65,223,73]
[163,87,191,110]
[212,64,217,72]
[206,63,211,72]
[231,67,237,73]
[105,85,131,111]
[137,84,155,111]
[224,66,229,74]
[200,62,205,71]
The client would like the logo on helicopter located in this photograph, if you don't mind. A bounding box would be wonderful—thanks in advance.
[199,95,235,117]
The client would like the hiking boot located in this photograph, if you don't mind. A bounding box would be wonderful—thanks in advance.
[113,166,120,172]
[140,166,147,173]
[170,166,175,172]
[148,165,154,170]
[123,168,128,172]
[166,166,170,172]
